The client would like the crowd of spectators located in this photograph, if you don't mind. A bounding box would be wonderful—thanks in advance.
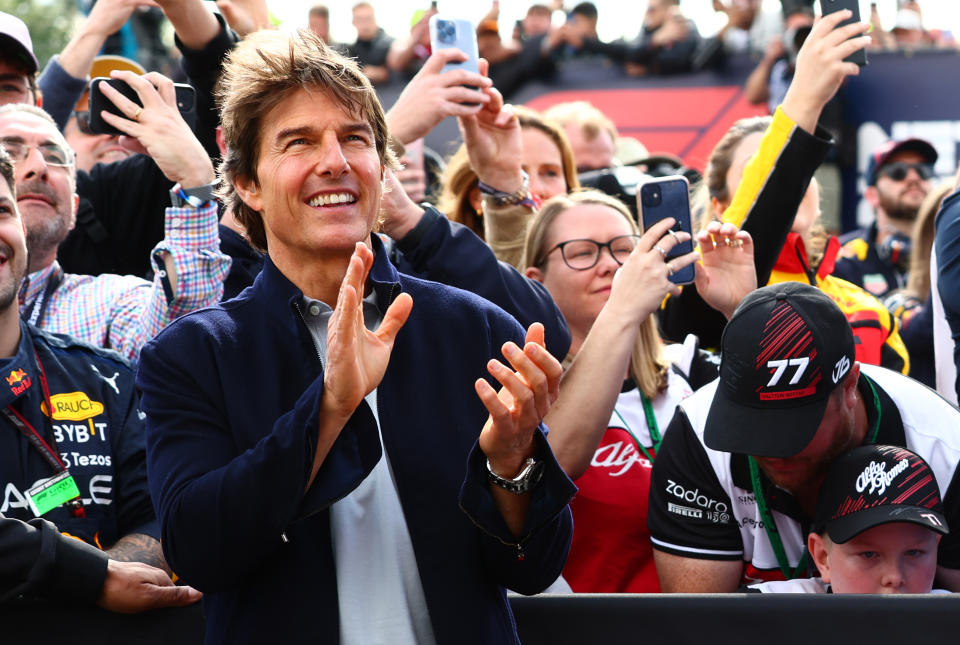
[2,0,960,641]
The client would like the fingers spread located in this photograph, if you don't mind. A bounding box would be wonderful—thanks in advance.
[377,292,413,342]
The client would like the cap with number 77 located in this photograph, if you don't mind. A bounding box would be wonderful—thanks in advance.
[705,282,856,458]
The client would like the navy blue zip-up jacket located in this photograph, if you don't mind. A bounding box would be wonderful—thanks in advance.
[137,236,576,644]
[0,321,156,548]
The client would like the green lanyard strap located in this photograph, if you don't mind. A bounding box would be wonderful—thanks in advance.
[746,374,883,579]
[748,456,808,579]
[612,391,660,463]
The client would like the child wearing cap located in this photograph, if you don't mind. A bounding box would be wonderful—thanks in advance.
[748,444,949,594]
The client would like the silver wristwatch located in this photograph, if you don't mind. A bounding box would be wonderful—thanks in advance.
[486,457,544,494]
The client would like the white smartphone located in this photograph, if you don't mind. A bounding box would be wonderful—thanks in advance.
[429,16,480,76]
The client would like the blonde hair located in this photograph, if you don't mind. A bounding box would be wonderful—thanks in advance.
[523,190,670,397]
[543,100,618,148]
[905,180,952,300]
[216,29,398,252]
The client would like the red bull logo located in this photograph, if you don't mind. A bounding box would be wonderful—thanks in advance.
[6,369,30,396]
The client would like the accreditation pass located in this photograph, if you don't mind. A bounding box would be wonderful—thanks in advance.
[27,471,81,517]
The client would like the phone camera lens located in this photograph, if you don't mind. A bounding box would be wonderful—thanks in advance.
[437,20,457,44]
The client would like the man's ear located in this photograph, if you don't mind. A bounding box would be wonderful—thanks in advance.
[842,362,861,409]
[69,193,79,232]
[864,186,881,210]
[233,175,263,212]
[809,532,831,584]
[525,266,544,282]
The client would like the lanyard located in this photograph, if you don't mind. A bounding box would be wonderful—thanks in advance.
[21,266,64,327]
[1,348,84,517]
[747,375,883,579]
[612,390,661,463]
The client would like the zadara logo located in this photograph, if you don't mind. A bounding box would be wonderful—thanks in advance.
[41,392,105,421]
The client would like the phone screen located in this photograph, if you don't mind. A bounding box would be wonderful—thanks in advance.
[639,176,696,285]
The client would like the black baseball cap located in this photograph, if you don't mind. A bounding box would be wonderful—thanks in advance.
[813,444,948,544]
[705,282,855,458]
[866,138,937,186]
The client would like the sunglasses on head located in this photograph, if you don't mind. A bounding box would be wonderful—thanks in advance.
[878,161,934,182]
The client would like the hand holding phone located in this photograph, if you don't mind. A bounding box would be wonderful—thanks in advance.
[88,71,212,188]
[89,76,197,136]
[819,0,868,66]
[638,176,696,285]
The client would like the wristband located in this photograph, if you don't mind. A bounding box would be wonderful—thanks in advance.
[477,170,537,208]
[170,182,217,209]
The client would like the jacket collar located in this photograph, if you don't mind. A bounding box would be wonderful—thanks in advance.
[253,234,402,320]
[774,233,841,283]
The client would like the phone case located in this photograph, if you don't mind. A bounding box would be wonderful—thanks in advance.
[819,0,868,66]
[88,77,197,136]
[639,175,696,285]
[428,17,479,75]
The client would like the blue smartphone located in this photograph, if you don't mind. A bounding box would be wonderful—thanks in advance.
[429,16,479,76]
[639,175,696,285]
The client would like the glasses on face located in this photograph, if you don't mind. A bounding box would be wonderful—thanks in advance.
[0,138,74,168]
[879,161,934,182]
[72,110,95,136]
[539,235,641,271]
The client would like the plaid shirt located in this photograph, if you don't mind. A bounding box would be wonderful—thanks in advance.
[19,203,230,361]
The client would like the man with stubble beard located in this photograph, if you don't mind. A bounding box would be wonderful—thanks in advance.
[835,138,938,298]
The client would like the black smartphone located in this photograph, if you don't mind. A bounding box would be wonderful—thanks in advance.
[88,77,197,136]
[819,0,868,66]
[638,175,695,285]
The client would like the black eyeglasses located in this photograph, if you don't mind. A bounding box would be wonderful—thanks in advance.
[72,110,95,135]
[538,235,641,271]
[0,138,73,167]
[879,162,934,182]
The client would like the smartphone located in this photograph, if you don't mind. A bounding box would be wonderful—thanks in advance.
[819,0,868,66]
[429,16,479,76]
[638,175,695,285]
[88,77,197,136]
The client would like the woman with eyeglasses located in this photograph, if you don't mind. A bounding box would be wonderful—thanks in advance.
[521,190,755,592]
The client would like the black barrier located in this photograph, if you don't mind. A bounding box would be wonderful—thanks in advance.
[5,593,960,643]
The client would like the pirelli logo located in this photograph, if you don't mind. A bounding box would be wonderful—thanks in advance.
[668,502,703,518]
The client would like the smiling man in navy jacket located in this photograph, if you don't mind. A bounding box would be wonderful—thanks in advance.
[136,28,576,645]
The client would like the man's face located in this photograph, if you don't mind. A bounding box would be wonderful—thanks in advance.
[352,7,377,41]
[236,88,383,272]
[873,151,932,222]
[0,176,29,310]
[63,111,130,173]
[522,11,551,37]
[0,60,33,106]
[819,524,940,594]
[564,124,615,172]
[0,111,77,269]
[309,15,331,42]
[753,389,859,495]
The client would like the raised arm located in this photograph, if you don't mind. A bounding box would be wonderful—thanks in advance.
[92,70,229,359]
[545,219,697,479]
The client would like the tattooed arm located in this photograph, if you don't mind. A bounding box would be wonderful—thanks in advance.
[105,533,172,576]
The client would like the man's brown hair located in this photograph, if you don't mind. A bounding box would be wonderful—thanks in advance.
[216,28,397,252]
